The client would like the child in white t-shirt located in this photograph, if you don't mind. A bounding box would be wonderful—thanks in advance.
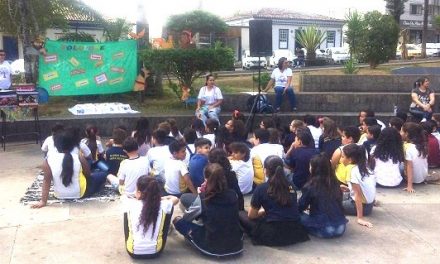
[401,122,428,193]
[164,141,197,196]
[250,128,285,186]
[340,144,376,228]
[107,138,149,197]
[229,142,253,194]
[147,129,172,184]
[203,118,218,149]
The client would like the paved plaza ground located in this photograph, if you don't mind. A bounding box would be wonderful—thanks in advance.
[1,142,440,264]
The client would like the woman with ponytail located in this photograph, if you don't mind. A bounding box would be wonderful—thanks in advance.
[239,155,309,246]
[124,176,178,259]
[32,127,108,209]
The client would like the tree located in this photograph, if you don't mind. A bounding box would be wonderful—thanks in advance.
[346,11,399,68]
[345,11,365,60]
[103,18,132,42]
[0,0,102,82]
[165,10,227,47]
[142,45,234,99]
[422,0,429,58]
[385,0,409,25]
[296,25,326,61]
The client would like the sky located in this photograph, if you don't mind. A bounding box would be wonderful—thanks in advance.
[82,0,386,38]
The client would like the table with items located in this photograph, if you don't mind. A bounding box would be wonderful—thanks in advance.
[0,84,41,151]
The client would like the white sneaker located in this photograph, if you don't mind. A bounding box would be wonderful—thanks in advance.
[421,118,427,122]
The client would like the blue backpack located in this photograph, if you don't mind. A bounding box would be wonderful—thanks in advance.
[247,94,274,114]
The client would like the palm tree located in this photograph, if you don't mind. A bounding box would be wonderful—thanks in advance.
[296,25,326,61]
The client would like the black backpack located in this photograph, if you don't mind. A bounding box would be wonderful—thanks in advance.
[247,94,274,114]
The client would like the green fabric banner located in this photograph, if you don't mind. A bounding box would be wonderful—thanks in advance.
[38,40,137,96]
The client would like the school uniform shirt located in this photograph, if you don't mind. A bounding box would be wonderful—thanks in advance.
[125,199,173,256]
[373,157,403,187]
[164,157,189,195]
[42,136,91,158]
[250,143,284,185]
[286,147,319,189]
[118,156,150,197]
[203,133,216,148]
[188,154,208,188]
[105,146,128,175]
[47,149,85,199]
[146,145,172,182]
[184,144,195,165]
[427,134,440,167]
[404,142,428,183]
[197,85,223,106]
[251,182,300,222]
[271,67,292,88]
[80,138,105,160]
[0,60,12,89]
[348,165,376,204]
[307,125,322,149]
[230,159,253,195]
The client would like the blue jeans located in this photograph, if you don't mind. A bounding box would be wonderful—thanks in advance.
[196,105,221,124]
[274,86,296,111]
[84,171,108,197]
[300,213,346,238]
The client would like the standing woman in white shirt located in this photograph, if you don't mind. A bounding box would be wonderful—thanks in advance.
[264,57,296,112]
[195,74,223,124]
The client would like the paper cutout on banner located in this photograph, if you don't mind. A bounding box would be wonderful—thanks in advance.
[110,67,125,73]
[75,79,89,88]
[94,73,108,85]
[71,69,86,76]
[90,54,103,60]
[43,71,59,81]
[69,57,80,67]
[51,84,62,91]
[109,77,123,85]
[44,55,58,63]
[112,52,124,59]
[95,60,103,68]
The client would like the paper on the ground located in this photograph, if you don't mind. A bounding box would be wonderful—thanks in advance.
[68,102,139,115]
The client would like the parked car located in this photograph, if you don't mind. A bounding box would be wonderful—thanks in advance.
[325,47,350,64]
[242,50,267,70]
[302,48,334,64]
[423,43,440,57]
[269,49,294,68]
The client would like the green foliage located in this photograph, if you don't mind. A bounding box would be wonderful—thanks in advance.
[165,10,227,34]
[345,11,364,59]
[57,32,95,42]
[253,72,271,89]
[345,11,399,68]
[296,25,326,60]
[142,47,234,99]
[103,18,132,41]
[434,15,440,31]
[385,0,409,24]
[343,58,359,74]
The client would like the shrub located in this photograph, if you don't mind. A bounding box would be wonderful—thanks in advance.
[343,58,359,74]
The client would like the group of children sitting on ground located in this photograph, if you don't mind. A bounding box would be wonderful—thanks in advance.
[31,109,437,258]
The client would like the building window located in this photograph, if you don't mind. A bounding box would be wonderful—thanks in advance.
[279,29,288,49]
[410,4,423,15]
[326,31,335,48]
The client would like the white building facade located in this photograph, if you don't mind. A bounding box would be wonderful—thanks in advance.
[400,0,440,43]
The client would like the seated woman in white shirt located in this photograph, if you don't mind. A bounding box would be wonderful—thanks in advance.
[195,74,223,124]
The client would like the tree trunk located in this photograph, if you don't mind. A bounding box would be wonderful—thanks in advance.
[17,0,33,83]
[422,0,429,58]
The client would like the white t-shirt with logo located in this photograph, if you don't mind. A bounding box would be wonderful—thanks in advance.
[164,158,189,195]
[271,67,293,87]
[146,145,172,182]
[0,61,11,89]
